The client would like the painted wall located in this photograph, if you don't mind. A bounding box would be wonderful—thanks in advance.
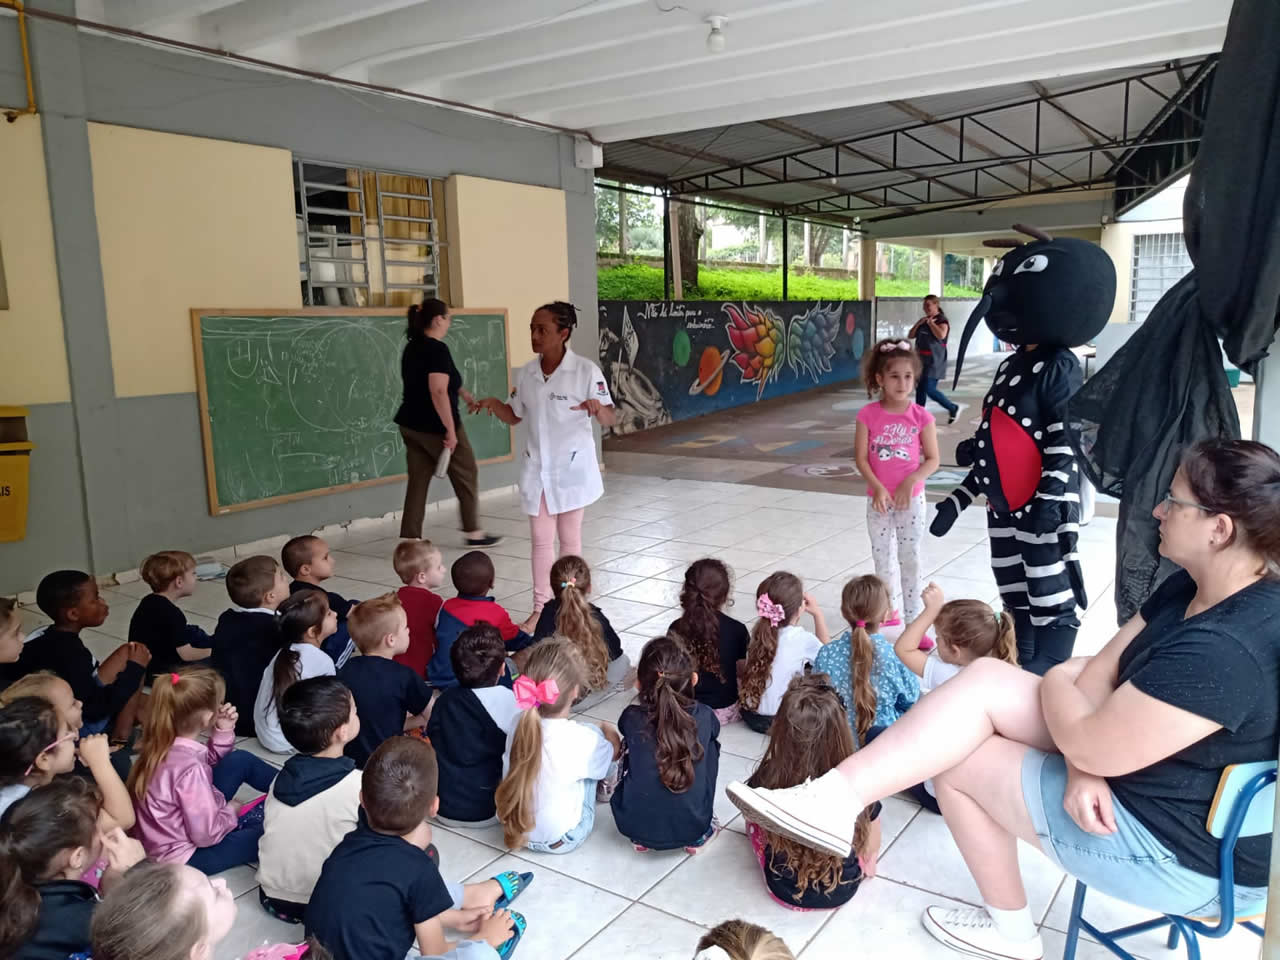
[1100,217,1182,326]
[0,13,595,594]
[446,175,570,368]
[89,125,302,398]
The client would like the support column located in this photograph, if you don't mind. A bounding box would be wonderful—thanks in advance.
[669,199,683,301]
[758,213,767,263]
[928,239,945,295]
[802,220,811,268]
[662,192,672,300]
[858,234,877,303]
[781,214,789,300]
[1254,344,1280,447]
[842,228,850,269]
[617,187,627,257]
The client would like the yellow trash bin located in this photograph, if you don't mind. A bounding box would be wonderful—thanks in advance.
[0,406,34,543]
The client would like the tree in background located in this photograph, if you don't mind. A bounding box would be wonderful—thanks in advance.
[595,181,658,254]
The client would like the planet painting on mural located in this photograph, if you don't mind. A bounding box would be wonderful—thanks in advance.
[689,346,730,396]
[851,325,866,361]
[672,329,691,366]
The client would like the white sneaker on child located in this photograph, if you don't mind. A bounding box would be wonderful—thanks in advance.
[921,906,1044,960]
[725,769,859,858]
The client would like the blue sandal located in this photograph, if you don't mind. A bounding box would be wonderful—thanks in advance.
[496,910,526,959]
[493,870,534,910]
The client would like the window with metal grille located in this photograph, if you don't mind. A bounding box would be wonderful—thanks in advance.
[1128,232,1192,324]
[294,160,448,308]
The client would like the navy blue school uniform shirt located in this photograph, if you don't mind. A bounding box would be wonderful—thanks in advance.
[13,629,144,726]
[426,686,513,822]
[211,610,279,737]
[668,611,750,710]
[306,819,454,960]
[610,701,720,849]
[290,581,356,667]
[761,802,881,909]
[13,879,97,960]
[1109,569,1280,887]
[339,656,432,767]
[129,593,211,681]
[534,598,624,660]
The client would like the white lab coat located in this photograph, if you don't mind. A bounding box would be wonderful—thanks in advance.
[510,347,613,517]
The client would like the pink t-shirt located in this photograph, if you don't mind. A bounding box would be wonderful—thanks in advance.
[856,401,934,497]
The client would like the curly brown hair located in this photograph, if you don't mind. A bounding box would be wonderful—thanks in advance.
[635,634,704,793]
[839,575,892,744]
[550,555,609,691]
[861,337,922,398]
[739,572,804,712]
[671,558,732,681]
[747,673,870,900]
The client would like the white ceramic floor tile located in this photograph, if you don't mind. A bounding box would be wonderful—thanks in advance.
[798,877,971,960]
[718,721,768,760]
[175,580,236,620]
[593,596,672,632]
[215,891,301,960]
[95,591,140,641]
[429,824,507,883]
[598,554,685,579]
[81,628,124,663]
[519,813,689,899]
[217,863,262,899]
[571,903,708,960]
[328,553,401,588]
[1038,926,1160,960]
[713,750,760,828]
[337,536,407,559]
[608,578,684,609]
[878,795,922,854]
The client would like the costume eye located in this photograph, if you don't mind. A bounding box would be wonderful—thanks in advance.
[1014,254,1049,274]
[990,259,1005,277]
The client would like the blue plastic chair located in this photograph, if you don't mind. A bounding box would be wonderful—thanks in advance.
[1062,762,1274,960]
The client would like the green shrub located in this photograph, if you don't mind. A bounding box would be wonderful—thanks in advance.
[596,263,984,301]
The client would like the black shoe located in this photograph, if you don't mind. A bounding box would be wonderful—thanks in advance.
[465,534,504,547]
[948,410,959,425]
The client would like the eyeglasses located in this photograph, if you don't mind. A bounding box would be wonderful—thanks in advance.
[25,731,78,776]
[1159,491,1212,513]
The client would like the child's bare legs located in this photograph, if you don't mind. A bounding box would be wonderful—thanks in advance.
[460,878,504,910]
[97,645,144,741]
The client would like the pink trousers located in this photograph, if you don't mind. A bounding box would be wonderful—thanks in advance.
[529,494,585,608]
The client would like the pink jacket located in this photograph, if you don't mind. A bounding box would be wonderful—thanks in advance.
[133,729,238,863]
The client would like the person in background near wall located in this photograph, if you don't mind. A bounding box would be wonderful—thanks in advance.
[395,299,500,548]
[474,302,615,628]
[910,295,960,424]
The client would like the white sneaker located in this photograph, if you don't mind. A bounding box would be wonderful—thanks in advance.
[725,769,858,858]
[921,906,1044,960]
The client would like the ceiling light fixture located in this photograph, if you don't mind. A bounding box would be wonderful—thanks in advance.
[706,15,727,53]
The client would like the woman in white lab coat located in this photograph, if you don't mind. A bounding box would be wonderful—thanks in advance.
[475,302,615,619]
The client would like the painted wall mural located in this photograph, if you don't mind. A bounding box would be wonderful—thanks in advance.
[598,300,872,435]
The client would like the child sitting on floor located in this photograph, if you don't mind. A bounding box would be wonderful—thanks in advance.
[0,696,79,818]
[531,555,630,711]
[12,570,150,742]
[392,539,447,679]
[427,624,520,827]
[668,558,750,725]
[430,552,533,690]
[282,535,357,668]
[694,920,796,960]
[306,737,528,960]
[129,550,212,681]
[745,673,881,911]
[496,638,621,855]
[252,591,338,755]
[257,677,363,924]
[212,556,291,737]
[738,572,830,733]
[338,593,432,767]
[129,666,277,874]
[611,634,721,854]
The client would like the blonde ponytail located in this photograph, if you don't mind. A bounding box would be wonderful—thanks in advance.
[128,667,223,801]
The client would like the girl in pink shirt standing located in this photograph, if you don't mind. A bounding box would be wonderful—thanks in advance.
[855,339,941,624]
[128,666,277,874]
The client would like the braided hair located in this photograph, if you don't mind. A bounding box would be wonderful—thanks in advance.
[536,301,578,338]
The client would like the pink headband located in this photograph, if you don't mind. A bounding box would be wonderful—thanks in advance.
[756,594,786,627]
[513,675,560,710]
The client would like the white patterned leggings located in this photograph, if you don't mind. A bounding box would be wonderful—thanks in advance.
[866,492,927,623]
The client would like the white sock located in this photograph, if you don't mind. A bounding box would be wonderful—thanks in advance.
[816,768,864,812]
[985,905,1037,942]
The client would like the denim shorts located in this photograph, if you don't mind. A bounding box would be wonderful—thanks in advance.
[1022,749,1268,919]
[525,780,596,855]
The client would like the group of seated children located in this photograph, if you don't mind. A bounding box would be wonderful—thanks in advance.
[0,510,1020,956]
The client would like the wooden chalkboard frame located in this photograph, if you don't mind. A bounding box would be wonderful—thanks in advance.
[190,307,515,516]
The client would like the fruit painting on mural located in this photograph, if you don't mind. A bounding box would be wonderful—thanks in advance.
[787,303,842,383]
[724,303,786,398]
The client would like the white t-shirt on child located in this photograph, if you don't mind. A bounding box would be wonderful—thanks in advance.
[505,716,614,845]
[920,651,964,694]
[253,644,336,754]
[757,625,823,717]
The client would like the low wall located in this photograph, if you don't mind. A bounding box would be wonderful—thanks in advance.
[874,296,996,358]
[598,300,873,434]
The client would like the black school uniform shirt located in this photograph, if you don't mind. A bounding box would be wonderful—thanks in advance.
[533,598,624,660]
[13,629,145,726]
[306,820,454,960]
[610,701,720,849]
[129,593,210,681]
[13,879,97,960]
[211,610,280,737]
[426,687,507,821]
[668,611,750,710]
[339,656,432,767]
[1108,569,1280,887]
[394,336,461,436]
[761,802,881,909]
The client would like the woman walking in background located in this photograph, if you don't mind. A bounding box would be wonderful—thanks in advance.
[395,299,500,547]
[911,295,959,424]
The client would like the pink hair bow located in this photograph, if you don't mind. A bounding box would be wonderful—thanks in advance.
[854,610,901,628]
[244,944,308,960]
[513,675,560,710]
[756,594,786,627]
[880,340,912,352]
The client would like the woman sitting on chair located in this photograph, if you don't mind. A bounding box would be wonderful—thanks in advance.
[729,437,1280,960]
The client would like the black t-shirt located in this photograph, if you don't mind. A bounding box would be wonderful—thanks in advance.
[339,656,432,767]
[306,820,454,960]
[211,610,280,737]
[129,594,210,681]
[611,701,720,849]
[1109,569,1280,886]
[761,802,881,908]
[914,317,949,380]
[14,629,145,726]
[534,599,624,661]
[13,880,97,960]
[394,336,461,436]
[668,611,750,710]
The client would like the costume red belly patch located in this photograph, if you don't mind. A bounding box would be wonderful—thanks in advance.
[990,406,1040,510]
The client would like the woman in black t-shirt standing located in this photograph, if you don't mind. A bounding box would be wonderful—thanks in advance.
[728,438,1280,960]
[909,294,959,423]
[395,300,499,546]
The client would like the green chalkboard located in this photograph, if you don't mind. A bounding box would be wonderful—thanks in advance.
[192,308,512,514]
